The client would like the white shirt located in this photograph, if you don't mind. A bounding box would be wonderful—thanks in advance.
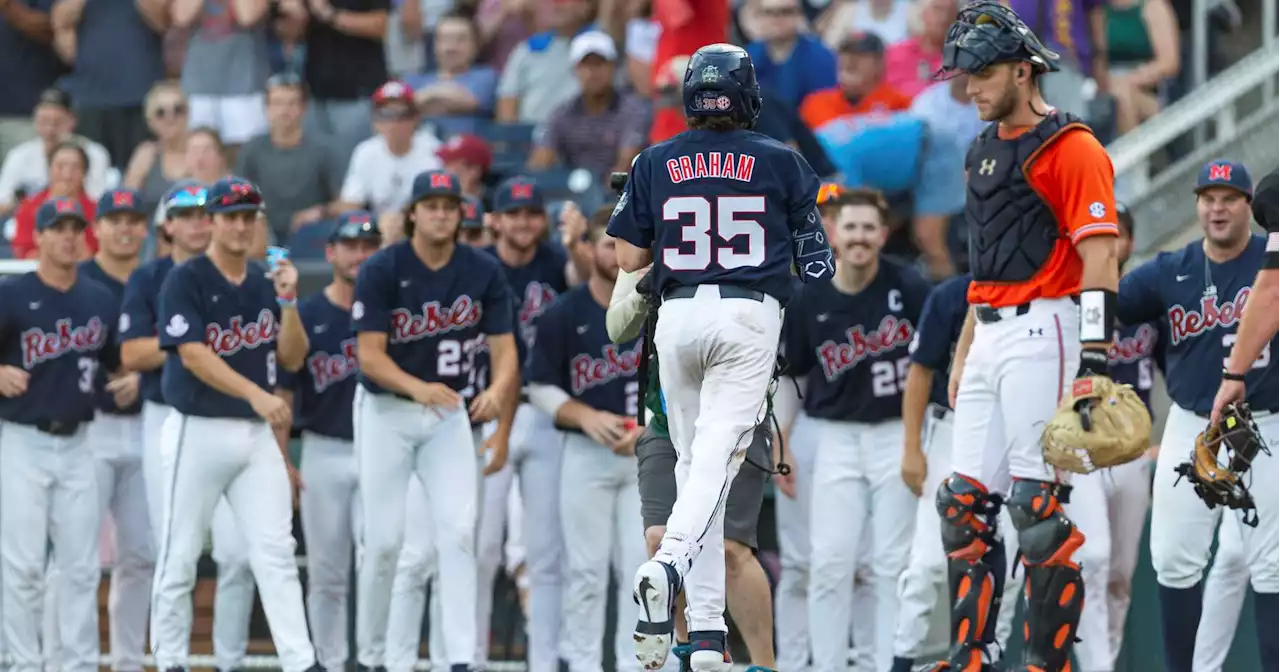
[849,0,912,45]
[0,136,112,208]
[909,81,986,148]
[339,129,443,215]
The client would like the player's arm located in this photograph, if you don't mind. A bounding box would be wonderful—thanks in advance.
[160,272,274,402]
[902,284,948,468]
[606,154,655,273]
[784,150,835,282]
[276,303,308,373]
[606,266,651,343]
[478,272,520,423]
[273,387,294,449]
[352,258,429,397]
[1076,234,1120,374]
[356,332,430,396]
[1226,172,1280,374]
[120,271,166,372]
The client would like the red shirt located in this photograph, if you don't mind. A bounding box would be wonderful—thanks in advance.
[648,0,730,144]
[12,189,99,259]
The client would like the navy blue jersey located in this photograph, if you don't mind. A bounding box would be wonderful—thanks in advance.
[80,259,142,416]
[353,242,514,396]
[606,129,827,306]
[0,272,120,425]
[157,256,283,419]
[783,259,933,421]
[1118,234,1278,414]
[526,285,643,418]
[119,256,177,405]
[286,292,359,441]
[1109,322,1158,413]
[481,241,567,358]
[908,273,971,409]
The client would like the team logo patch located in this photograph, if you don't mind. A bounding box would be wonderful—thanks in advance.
[352,301,365,320]
[571,341,643,395]
[1168,287,1250,345]
[389,295,483,345]
[1088,202,1106,219]
[21,317,108,370]
[118,314,131,334]
[205,309,278,357]
[308,338,358,393]
[816,315,915,381]
[612,190,628,217]
[165,315,189,338]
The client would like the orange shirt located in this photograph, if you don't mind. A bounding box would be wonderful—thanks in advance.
[967,126,1119,308]
[647,0,729,144]
[12,189,99,260]
[798,83,913,134]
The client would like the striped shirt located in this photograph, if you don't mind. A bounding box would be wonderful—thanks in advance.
[534,91,652,181]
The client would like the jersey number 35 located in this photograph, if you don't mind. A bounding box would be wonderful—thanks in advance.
[662,196,766,271]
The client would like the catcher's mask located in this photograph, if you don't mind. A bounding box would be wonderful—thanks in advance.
[936,1,1060,80]
[1176,403,1272,527]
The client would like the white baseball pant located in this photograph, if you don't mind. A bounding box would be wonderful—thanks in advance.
[774,419,816,672]
[1064,469,1113,672]
[0,423,101,672]
[299,431,361,672]
[1193,512,1251,671]
[1103,454,1153,668]
[560,430,647,672]
[806,416,916,672]
[151,413,316,672]
[89,413,153,672]
[354,392,479,668]
[849,527,875,672]
[475,403,564,672]
[652,285,782,633]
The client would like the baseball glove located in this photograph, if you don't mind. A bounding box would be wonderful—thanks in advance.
[1040,376,1152,474]
[1174,403,1271,527]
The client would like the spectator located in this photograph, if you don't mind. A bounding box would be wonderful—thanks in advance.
[755,87,837,178]
[383,0,449,78]
[278,0,390,166]
[799,33,912,151]
[527,31,647,181]
[1107,0,1180,134]
[172,0,272,149]
[407,11,499,138]
[648,55,690,144]
[0,0,64,159]
[1007,0,1110,117]
[335,80,442,215]
[495,0,596,125]
[815,0,912,47]
[646,0,730,143]
[623,0,660,96]
[908,73,984,149]
[744,0,837,108]
[50,0,167,167]
[12,141,98,259]
[121,81,194,220]
[236,72,342,244]
[0,89,112,215]
[185,126,233,185]
[882,0,953,99]
[472,0,538,71]
[436,133,494,202]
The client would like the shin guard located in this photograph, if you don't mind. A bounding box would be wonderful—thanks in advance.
[1008,478,1085,672]
[934,473,1006,671]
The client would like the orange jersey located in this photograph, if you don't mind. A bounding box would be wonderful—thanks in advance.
[798,83,913,135]
[967,125,1119,307]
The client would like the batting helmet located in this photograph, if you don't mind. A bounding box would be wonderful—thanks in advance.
[682,43,762,129]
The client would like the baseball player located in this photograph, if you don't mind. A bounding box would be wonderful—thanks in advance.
[0,198,119,672]
[352,169,519,672]
[273,212,382,672]
[526,213,649,672]
[150,177,318,672]
[775,188,932,672]
[80,188,153,672]
[459,195,493,248]
[606,43,835,671]
[921,4,1123,671]
[119,181,257,672]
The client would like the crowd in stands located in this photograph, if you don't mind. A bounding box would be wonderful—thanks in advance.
[0,0,1256,276]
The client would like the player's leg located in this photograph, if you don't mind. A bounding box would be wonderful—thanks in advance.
[611,447,649,672]
[92,442,123,670]
[1237,410,1279,668]
[474,451,515,667]
[1063,471,1113,672]
[385,476,435,672]
[210,499,255,672]
[416,407,481,669]
[1193,513,1249,672]
[1104,454,1151,666]
[808,420,866,672]
[850,526,876,672]
[634,425,690,670]
[107,450,155,672]
[863,420,916,672]
[560,430,615,671]
[515,405,566,672]
[299,433,359,672]
[1150,405,1225,671]
[773,415,818,672]
[503,479,529,617]
[140,402,173,550]
[49,429,104,672]
[720,427,774,669]
[1,426,57,672]
[224,421,317,672]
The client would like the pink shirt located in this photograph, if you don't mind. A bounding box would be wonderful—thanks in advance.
[883,37,943,99]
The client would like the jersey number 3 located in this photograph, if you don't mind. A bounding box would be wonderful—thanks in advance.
[662,196,765,271]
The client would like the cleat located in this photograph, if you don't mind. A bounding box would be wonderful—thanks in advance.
[673,643,692,672]
[632,560,681,670]
[688,631,731,672]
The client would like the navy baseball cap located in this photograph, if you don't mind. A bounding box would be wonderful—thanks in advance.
[36,197,88,231]
[409,170,463,203]
[493,177,544,213]
[97,188,146,218]
[205,177,264,214]
[1195,160,1253,200]
[161,180,207,216]
[329,210,382,243]
[461,195,484,229]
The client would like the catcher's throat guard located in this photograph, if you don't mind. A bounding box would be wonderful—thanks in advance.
[1040,376,1153,474]
[1175,403,1272,527]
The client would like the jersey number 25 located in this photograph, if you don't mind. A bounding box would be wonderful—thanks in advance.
[662,196,765,271]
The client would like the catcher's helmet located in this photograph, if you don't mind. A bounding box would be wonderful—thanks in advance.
[937,1,1060,79]
[682,44,762,128]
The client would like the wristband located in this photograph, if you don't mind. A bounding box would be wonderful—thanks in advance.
[1223,371,1247,382]
[1077,348,1109,378]
[1079,288,1117,344]
[277,295,297,308]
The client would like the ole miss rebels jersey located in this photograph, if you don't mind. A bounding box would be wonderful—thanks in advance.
[158,256,283,419]
[353,242,514,396]
[481,241,567,360]
[783,258,933,422]
[80,259,142,416]
[0,272,121,425]
[119,256,177,405]
[1119,234,1278,414]
[1109,321,1158,413]
[526,285,643,418]
[907,273,970,409]
[284,292,359,441]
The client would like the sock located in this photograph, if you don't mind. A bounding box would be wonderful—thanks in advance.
[889,656,916,672]
[1255,591,1278,672]
[1158,582,1204,672]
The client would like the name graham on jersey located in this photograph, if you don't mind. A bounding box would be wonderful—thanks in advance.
[817,315,914,381]
[308,338,358,393]
[571,341,643,395]
[665,152,757,184]
[22,317,108,369]
[207,309,278,356]
[1110,324,1157,364]
[1168,287,1249,346]
[390,295,483,344]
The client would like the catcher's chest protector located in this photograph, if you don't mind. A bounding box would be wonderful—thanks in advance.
[964,112,1091,283]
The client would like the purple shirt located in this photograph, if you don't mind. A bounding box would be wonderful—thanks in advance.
[1007,0,1099,67]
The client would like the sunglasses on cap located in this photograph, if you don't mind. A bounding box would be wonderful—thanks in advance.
[212,185,264,210]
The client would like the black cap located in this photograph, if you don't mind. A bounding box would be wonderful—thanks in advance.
[36,88,72,111]
[409,170,463,204]
[329,211,382,242]
[838,32,885,55]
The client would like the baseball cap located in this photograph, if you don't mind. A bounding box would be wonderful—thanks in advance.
[1195,160,1253,201]
[97,188,146,218]
[329,210,382,243]
[817,182,844,206]
[35,88,72,112]
[372,80,416,119]
[493,176,545,212]
[570,31,618,63]
[36,198,88,231]
[461,195,485,229]
[1116,201,1134,235]
[838,31,885,56]
[437,134,494,172]
[161,180,208,218]
[409,170,463,203]
[205,177,264,214]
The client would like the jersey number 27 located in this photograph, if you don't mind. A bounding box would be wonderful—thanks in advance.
[662,196,766,271]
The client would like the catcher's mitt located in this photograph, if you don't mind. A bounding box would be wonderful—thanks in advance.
[1041,375,1152,474]
[1174,403,1272,527]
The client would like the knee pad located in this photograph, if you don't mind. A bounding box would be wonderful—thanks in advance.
[936,473,1004,561]
[934,474,1007,663]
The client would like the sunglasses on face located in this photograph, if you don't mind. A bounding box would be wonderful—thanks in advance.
[151,104,188,119]
[760,6,798,16]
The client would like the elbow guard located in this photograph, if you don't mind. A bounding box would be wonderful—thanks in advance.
[793,226,835,282]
